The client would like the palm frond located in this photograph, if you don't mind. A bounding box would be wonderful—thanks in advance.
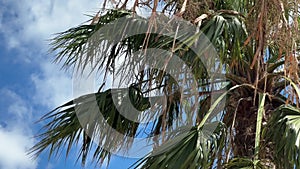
[31,0,300,168]
[263,105,300,168]
[29,86,151,166]
[131,123,226,169]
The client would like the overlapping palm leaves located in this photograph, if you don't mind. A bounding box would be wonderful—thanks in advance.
[30,0,300,168]
[30,86,151,165]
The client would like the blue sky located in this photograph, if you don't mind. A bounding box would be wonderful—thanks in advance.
[0,0,138,168]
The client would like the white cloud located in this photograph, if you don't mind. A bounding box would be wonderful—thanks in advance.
[24,0,98,39]
[0,89,33,128]
[31,62,73,108]
[0,89,37,169]
[0,0,101,50]
[0,0,101,108]
[0,128,37,169]
[25,0,100,108]
[4,90,31,120]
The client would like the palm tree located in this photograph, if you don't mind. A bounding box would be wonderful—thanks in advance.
[30,0,300,168]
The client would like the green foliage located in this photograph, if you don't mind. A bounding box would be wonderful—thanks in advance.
[31,0,300,168]
[131,123,226,169]
[263,105,300,168]
[30,86,150,165]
